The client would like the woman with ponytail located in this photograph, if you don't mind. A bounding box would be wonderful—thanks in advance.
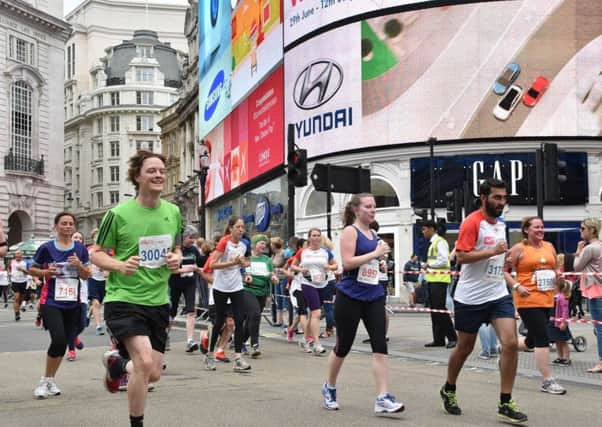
[321,193,404,414]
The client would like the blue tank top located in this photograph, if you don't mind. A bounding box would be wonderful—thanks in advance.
[336,226,385,302]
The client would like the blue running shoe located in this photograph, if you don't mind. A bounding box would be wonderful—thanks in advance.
[321,383,339,410]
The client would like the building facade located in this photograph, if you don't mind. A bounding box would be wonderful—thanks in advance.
[0,0,71,244]
[158,0,198,227]
[63,0,187,238]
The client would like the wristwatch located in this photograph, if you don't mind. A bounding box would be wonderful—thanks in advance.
[512,283,520,291]
[0,241,7,247]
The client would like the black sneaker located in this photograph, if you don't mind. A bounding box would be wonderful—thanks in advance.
[440,386,461,415]
[498,400,528,424]
[15,312,20,321]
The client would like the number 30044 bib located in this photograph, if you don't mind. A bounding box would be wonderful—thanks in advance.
[139,234,173,269]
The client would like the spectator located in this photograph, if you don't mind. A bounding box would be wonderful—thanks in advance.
[403,255,421,307]
[0,220,7,258]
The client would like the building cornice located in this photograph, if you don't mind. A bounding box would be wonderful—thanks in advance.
[0,0,72,42]
[66,0,188,20]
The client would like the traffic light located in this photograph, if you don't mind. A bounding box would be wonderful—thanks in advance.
[445,189,463,223]
[542,143,567,202]
[288,148,307,187]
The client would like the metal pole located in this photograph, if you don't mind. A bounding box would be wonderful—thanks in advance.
[199,169,207,238]
[326,164,332,239]
[287,124,296,237]
[429,137,435,220]
[536,147,544,219]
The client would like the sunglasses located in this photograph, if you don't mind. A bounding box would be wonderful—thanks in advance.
[581,226,587,231]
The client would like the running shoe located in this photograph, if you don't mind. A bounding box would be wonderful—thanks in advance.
[21,306,26,312]
[251,344,261,359]
[204,355,217,371]
[34,378,49,399]
[233,357,251,373]
[215,350,230,363]
[147,383,155,392]
[186,341,199,353]
[15,312,20,321]
[102,350,124,393]
[321,383,339,410]
[118,375,128,391]
[286,327,294,343]
[313,345,326,356]
[299,340,312,353]
[96,325,105,335]
[3,303,7,308]
[34,316,42,328]
[478,351,491,360]
[200,332,209,355]
[74,337,84,350]
[67,350,76,361]
[552,358,571,366]
[541,378,566,395]
[46,378,61,396]
[440,386,461,415]
[497,400,528,423]
[375,393,405,414]
[29,303,34,309]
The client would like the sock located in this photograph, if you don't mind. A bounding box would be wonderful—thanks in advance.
[326,383,336,390]
[444,382,456,392]
[187,337,193,343]
[129,415,143,427]
[377,392,388,399]
[109,356,129,379]
[500,393,511,404]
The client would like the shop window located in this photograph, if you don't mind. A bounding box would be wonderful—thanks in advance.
[305,190,334,216]
[372,178,399,208]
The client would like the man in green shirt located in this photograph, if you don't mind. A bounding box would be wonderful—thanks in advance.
[91,150,182,427]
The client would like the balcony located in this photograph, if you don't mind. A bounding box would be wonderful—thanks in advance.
[4,151,44,176]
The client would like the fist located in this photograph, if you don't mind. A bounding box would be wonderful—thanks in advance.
[493,241,507,255]
[166,252,182,272]
[122,256,140,275]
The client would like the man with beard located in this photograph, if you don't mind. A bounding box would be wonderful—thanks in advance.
[439,178,527,424]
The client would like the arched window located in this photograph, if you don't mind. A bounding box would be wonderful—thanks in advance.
[11,81,33,160]
[305,190,334,216]
[372,177,399,208]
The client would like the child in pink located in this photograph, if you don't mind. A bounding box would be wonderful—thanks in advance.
[549,280,571,366]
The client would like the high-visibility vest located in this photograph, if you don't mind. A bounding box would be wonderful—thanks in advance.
[425,236,451,284]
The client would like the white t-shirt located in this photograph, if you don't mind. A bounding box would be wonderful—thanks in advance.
[0,271,8,286]
[212,235,247,293]
[454,211,509,305]
[10,259,28,283]
[296,247,333,289]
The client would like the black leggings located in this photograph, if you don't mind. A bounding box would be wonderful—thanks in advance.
[0,286,8,303]
[41,305,81,358]
[333,291,387,357]
[242,292,267,346]
[210,289,245,353]
[518,307,551,348]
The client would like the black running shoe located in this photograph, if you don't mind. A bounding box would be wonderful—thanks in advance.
[440,386,461,415]
[498,400,528,424]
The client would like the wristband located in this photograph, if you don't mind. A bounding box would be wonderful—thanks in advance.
[0,241,7,247]
[512,283,520,291]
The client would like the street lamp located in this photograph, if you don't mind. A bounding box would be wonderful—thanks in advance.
[197,144,210,238]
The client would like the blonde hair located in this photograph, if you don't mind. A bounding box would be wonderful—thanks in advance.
[582,217,601,238]
[270,237,284,250]
[558,280,572,299]
[321,235,334,250]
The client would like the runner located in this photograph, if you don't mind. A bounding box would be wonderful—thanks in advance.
[0,262,9,308]
[90,150,183,427]
[291,228,337,356]
[204,216,251,372]
[285,239,309,346]
[9,250,29,321]
[439,178,527,423]
[28,212,91,398]
[322,193,404,414]
[506,216,567,395]
[66,231,88,361]
[168,225,203,353]
[242,234,278,358]
[88,228,108,335]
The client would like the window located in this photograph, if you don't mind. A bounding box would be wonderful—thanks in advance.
[110,191,119,205]
[96,118,103,134]
[136,116,154,132]
[110,92,120,106]
[96,192,104,208]
[136,67,154,82]
[169,93,178,104]
[96,142,103,160]
[136,45,154,58]
[75,174,80,188]
[110,116,120,132]
[66,45,71,78]
[70,43,75,78]
[110,166,119,182]
[96,167,103,184]
[136,91,153,105]
[136,141,153,152]
[305,190,334,216]
[110,141,120,157]
[9,35,35,66]
[11,81,32,159]
[371,178,400,208]
[97,94,103,107]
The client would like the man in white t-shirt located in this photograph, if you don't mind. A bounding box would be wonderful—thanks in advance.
[439,178,527,425]
[10,251,30,321]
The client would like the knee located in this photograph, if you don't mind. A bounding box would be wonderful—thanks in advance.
[93,300,100,309]
[48,337,67,358]
[134,355,155,378]
[502,337,518,353]
[148,364,162,383]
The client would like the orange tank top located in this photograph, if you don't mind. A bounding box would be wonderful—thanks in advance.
[514,242,556,309]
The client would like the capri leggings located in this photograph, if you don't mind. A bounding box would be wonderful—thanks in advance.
[41,305,81,358]
[210,289,245,353]
[518,307,551,349]
[242,292,267,346]
[333,291,387,357]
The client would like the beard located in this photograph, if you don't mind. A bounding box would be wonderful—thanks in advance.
[485,199,504,218]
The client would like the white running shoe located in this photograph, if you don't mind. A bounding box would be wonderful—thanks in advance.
[541,378,566,395]
[46,378,61,396]
[34,378,49,399]
[321,383,339,410]
[233,357,251,372]
[204,355,217,371]
[313,345,326,356]
[375,393,405,414]
[299,340,312,353]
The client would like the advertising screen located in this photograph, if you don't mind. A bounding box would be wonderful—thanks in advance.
[284,0,432,47]
[284,0,602,158]
[204,66,285,202]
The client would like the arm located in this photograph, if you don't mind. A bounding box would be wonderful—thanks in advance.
[28,264,57,279]
[573,243,593,272]
[208,249,243,270]
[427,240,449,269]
[340,226,389,271]
[504,244,530,297]
[289,257,307,274]
[328,258,338,272]
[90,244,139,275]
[456,243,506,265]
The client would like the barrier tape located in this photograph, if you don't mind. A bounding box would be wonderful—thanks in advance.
[394,270,602,277]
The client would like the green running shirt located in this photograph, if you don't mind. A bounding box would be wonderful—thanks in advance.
[96,199,183,306]
[244,254,273,296]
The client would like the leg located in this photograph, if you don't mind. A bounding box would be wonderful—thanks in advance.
[428,283,450,344]
[588,297,602,367]
[41,306,73,377]
[217,317,234,350]
[92,299,102,327]
[228,290,246,356]
[209,290,229,354]
[490,317,518,394]
[328,292,362,386]
[13,290,22,316]
[242,292,261,346]
[183,283,197,342]
[446,332,477,385]
[361,297,388,394]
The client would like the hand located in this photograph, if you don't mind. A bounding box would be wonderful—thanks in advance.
[559,323,567,331]
[576,240,586,255]
[68,254,82,267]
[374,241,390,257]
[271,274,279,284]
[234,255,244,266]
[121,256,140,275]
[516,285,530,297]
[492,241,507,256]
[244,274,252,283]
[46,264,57,277]
[166,252,181,272]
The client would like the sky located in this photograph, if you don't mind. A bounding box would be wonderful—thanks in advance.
[63,0,84,16]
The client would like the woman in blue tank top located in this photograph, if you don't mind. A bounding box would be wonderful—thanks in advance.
[321,193,405,414]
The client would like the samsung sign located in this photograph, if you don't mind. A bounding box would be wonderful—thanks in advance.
[411,152,588,207]
[204,70,225,122]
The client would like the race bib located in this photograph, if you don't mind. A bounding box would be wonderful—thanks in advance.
[54,262,78,278]
[249,261,269,277]
[139,234,173,269]
[309,267,326,284]
[357,260,380,285]
[180,265,195,278]
[535,269,556,291]
[485,255,505,282]
[55,278,78,302]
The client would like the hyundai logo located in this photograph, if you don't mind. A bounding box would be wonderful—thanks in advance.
[293,59,343,110]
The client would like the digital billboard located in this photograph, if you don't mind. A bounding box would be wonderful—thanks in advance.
[284,0,602,158]
[204,66,285,202]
